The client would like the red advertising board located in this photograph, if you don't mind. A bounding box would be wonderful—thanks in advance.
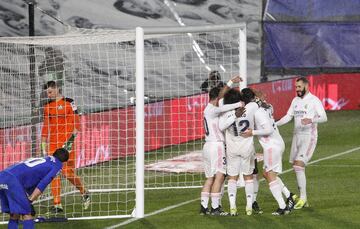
[1,73,359,169]
[251,73,360,119]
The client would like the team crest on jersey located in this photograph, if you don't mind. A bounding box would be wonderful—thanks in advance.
[57,105,63,110]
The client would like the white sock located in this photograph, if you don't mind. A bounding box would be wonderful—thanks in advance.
[294,165,307,200]
[201,192,210,208]
[269,180,286,209]
[277,177,290,198]
[228,179,237,209]
[245,179,254,209]
[219,182,225,207]
[211,192,221,209]
[253,174,259,202]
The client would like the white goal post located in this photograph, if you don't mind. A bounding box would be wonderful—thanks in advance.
[135,24,247,217]
[0,23,246,221]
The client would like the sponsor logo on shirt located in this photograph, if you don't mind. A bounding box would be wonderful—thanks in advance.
[294,110,307,116]
[57,105,63,110]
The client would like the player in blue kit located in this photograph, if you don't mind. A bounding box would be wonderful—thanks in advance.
[0,148,69,229]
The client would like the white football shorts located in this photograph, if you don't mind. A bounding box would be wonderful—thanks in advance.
[202,142,226,178]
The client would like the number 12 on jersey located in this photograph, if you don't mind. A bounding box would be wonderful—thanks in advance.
[232,119,250,136]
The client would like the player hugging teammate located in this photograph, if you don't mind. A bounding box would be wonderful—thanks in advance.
[200,76,325,216]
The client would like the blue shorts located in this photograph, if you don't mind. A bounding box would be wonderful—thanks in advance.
[0,171,31,215]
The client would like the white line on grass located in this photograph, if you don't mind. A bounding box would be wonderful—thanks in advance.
[106,146,360,229]
[308,164,360,168]
[105,199,198,229]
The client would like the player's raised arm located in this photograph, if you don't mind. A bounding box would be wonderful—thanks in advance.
[219,75,243,98]
[213,101,243,115]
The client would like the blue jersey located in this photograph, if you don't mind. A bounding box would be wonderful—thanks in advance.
[4,156,62,194]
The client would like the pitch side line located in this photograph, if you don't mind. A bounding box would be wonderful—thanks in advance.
[106,146,360,228]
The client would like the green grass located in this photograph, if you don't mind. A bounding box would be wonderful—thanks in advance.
[1,110,360,228]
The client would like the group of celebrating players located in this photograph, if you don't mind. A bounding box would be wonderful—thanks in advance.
[200,74,327,216]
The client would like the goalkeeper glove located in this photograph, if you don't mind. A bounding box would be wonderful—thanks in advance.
[62,133,77,152]
[40,142,47,156]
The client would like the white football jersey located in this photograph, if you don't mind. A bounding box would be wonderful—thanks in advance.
[253,106,284,148]
[287,92,327,135]
[203,102,242,142]
[220,102,259,152]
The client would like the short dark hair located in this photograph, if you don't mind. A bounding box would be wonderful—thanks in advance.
[209,70,221,81]
[44,81,59,90]
[241,88,256,104]
[223,88,242,105]
[208,86,221,101]
[43,80,62,93]
[296,77,309,84]
[53,148,69,162]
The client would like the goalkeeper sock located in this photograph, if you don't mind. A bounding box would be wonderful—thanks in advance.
[269,180,286,209]
[277,177,291,198]
[8,219,18,229]
[228,179,237,209]
[22,219,34,229]
[200,192,210,208]
[294,165,307,200]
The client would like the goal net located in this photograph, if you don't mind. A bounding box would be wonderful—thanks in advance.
[0,23,246,220]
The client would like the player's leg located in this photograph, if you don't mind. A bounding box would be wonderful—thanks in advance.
[210,173,228,215]
[62,150,90,209]
[0,181,18,229]
[241,153,255,216]
[200,142,213,215]
[263,145,290,215]
[6,179,35,228]
[210,143,227,213]
[265,171,290,216]
[218,181,225,209]
[275,140,298,209]
[9,214,20,229]
[63,150,86,193]
[22,214,35,229]
[293,134,317,209]
[48,146,63,212]
[50,177,63,213]
[200,177,213,215]
[226,151,240,216]
[243,174,254,215]
[252,159,263,214]
[277,177,297,210]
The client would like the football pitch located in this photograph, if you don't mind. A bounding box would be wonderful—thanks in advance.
[2,110,360,229]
